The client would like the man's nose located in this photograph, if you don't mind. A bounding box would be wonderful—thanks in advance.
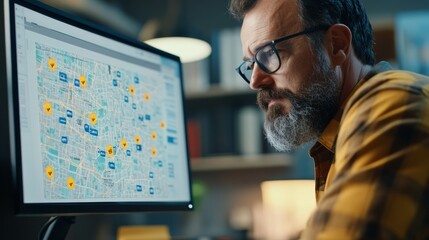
[249,64,274,90]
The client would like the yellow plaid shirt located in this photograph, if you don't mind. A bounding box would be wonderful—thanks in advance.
[302,62,429,239]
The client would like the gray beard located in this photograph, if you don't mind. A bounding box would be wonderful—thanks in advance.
[260,54,340,152]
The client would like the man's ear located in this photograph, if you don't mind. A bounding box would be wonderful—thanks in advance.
[324,24,352,66]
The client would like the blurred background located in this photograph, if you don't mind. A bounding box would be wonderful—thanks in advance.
[1,0,429,239]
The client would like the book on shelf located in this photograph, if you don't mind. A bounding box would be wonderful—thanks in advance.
[186,118,201,159]
[236,106,264,156]
[213,27,248,90]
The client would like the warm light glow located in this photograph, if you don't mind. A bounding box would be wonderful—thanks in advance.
[145,37,212,63]
[258,180,316,239]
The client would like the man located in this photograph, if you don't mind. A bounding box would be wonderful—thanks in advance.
[229,0,429,239]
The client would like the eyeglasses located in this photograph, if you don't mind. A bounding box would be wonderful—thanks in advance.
[236,25,330,84]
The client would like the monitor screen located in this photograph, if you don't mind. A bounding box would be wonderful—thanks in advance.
[4,0,193,215]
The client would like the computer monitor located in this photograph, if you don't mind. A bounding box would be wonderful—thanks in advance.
[3,0,193,217]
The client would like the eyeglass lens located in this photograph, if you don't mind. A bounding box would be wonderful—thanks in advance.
[256,44,280,73]
[239,61,253,82]
[239,44,280,83]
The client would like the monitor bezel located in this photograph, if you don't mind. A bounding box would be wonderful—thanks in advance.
[4,0,193,216]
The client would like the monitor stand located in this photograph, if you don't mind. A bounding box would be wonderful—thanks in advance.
[39,216,75,240]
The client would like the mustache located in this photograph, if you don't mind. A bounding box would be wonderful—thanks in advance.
[257,88,303,111]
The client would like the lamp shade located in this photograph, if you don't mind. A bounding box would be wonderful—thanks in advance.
[259,180,316,239]
[145,37,211,63]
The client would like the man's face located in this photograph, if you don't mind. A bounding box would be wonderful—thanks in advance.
[240,0,341,151]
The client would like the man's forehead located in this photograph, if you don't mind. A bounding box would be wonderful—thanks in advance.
[241,0,301,54]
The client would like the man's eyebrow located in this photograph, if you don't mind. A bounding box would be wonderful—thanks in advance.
[242,56,252,61]
[242,45,255,61]
[254,39,276,54]
[255,41,270,51]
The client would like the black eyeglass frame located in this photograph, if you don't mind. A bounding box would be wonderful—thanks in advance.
[236,25,331,83]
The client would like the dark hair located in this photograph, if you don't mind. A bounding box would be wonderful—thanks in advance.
[229,0,375,65]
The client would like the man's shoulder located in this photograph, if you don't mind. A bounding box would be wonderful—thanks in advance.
[347,69,429,110]
[363,69,429,93]
[338,69,429,140]
[336,68,429,169]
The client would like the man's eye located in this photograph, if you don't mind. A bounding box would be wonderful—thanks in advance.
[258,48,275,63]
[267,48,276,57]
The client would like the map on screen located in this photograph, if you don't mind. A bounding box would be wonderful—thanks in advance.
[36,42,175,199]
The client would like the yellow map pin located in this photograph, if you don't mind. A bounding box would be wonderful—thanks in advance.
[135,135,141,144]
[151,147,157,157]
[144,93,150,102]
[44,102,52,115]
[45,166,54,179]
[121,139,127,149]
[106,145,114,157]
[80,75,87,88]
[151,131,157,140]
[67,177,75,190]
[90,112,97,125]
[129,85,135,95]
[48,58,56,71]
[160,120,166,129]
